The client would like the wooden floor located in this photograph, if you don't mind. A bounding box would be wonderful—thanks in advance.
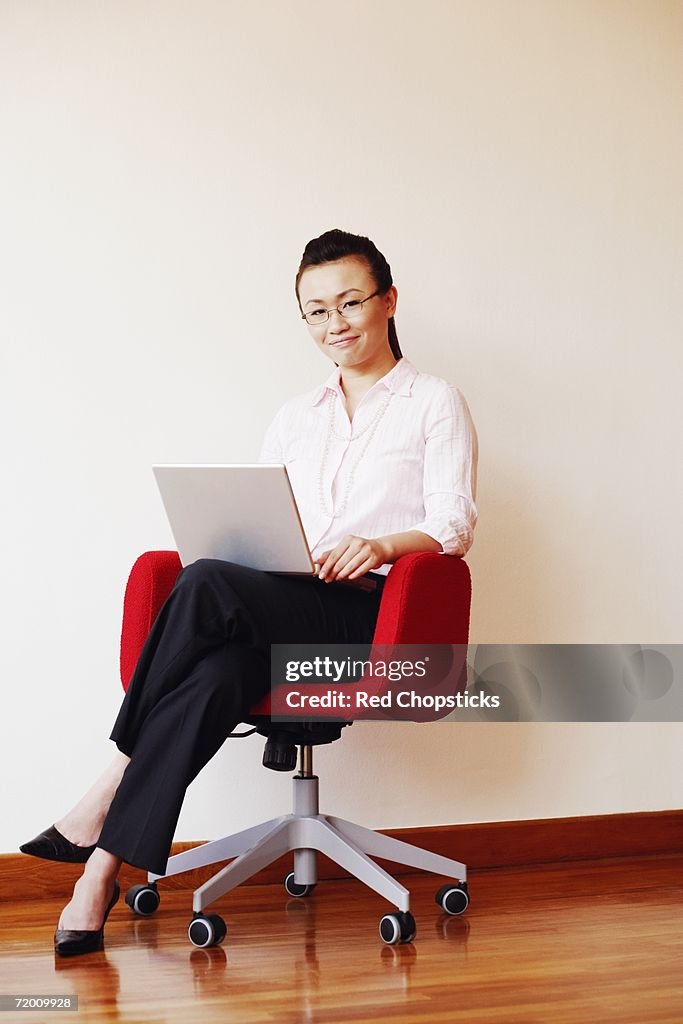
[2,854,682,1023]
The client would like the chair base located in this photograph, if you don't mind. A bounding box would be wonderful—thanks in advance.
[151,776,467,915]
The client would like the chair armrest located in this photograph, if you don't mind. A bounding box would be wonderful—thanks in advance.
[119,551,182,690]
[372,552,471,645]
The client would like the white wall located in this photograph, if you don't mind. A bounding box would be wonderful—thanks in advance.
[1,0,681,854]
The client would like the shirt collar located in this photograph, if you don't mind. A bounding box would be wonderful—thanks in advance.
[310,357,418,406]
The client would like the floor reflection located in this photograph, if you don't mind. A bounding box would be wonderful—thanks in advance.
[434,911,471,945]
[53,952,121,1019]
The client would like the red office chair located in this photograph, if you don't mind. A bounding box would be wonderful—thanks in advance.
[119,551,471,946]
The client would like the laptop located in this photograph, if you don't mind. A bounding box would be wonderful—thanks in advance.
[153,464,317,574]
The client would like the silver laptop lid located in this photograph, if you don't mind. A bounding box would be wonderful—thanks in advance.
[152,464,315,574]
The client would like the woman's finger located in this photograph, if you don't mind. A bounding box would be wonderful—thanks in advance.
[318,542,350,580]
[320,537,362,580]
[345,556,375,580]
[336,550,369,579]
[324,547,358,580]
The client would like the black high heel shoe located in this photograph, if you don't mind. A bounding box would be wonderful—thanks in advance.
[54,880,120,957]
[20,826,97,864]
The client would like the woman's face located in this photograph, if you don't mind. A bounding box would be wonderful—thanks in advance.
[298,257,398,371]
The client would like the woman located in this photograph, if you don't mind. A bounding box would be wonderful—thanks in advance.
[21,228,478,955]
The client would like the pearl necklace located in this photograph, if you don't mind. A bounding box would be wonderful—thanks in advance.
[318,389,393,519]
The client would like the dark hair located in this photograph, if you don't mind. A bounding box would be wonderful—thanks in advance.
[295,228,402,360]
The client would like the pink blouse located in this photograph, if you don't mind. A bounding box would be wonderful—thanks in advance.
[259,357,478,575]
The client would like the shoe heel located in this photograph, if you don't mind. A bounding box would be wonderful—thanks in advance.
[54,880,120,958]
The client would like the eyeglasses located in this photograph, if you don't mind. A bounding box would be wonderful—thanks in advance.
[301,290,380,326]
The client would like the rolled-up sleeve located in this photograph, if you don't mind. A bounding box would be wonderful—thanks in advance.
[410,385,478,556]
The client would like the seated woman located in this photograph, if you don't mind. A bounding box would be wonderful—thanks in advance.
[21,228,478,956]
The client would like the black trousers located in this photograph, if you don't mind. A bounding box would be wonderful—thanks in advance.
[98,558,385,875]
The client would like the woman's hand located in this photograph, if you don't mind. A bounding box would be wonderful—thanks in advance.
[315,530,442,582]
[316,535,390,582]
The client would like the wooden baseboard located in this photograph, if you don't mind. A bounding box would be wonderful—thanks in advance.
[3,809,681,902]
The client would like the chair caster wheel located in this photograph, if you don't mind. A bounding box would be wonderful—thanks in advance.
[188,913,228,948]
[379,911,416,945]
[284,871,316,897]
[435,881,469,915]
[125,883,160,916]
